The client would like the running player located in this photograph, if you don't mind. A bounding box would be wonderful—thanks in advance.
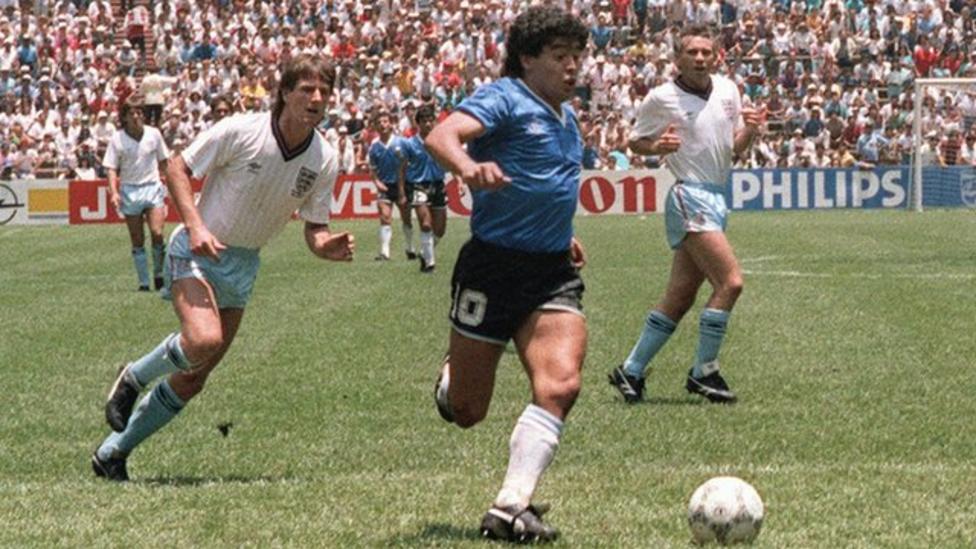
[368,110,415,261]
[608,25,764,404]
[396,103,448,273]
[92,54,355,482]
[426,7,589,543]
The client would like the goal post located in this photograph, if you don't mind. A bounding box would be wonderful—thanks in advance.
[910,77,976,211]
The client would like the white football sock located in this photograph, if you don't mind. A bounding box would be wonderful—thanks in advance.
[494,404,563,509]
[402,223,415,253]
[379,224,392,258]
[420,230,435,265]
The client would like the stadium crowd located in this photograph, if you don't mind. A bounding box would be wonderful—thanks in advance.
[1,0,975,180]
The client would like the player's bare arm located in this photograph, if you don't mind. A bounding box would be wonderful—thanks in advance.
[304,222,355,261]
[369,167,389,193]
[734,105,765,156]
[426,111,511,191]
[396,161,407,207]
[570,236,587,269]
[107,168,121,210]
[629,123,682,156]
[165,153,225,261]
[157,159,168,186]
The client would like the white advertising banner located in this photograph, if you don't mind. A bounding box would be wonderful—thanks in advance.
[0,179,69,226]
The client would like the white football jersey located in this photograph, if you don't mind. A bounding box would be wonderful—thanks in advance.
[102,126,170,185]
[631,74,743,185]
[181,112,338,249]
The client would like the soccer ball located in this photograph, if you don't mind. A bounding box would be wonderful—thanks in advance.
[687,476,764,545]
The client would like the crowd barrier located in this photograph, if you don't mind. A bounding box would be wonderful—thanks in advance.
[1,167,971,226]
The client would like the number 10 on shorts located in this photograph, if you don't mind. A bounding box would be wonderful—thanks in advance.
[453,288,488,327]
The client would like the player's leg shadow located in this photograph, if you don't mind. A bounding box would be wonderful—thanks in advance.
[633,396,707,406]
[384,523,483,544]
[138,474,291,486]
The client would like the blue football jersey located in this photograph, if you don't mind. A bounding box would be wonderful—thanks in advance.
[457,78,582,253]
[399,135,447,183]
[368,136,402,184]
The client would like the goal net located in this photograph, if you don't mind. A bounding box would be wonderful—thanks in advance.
[910,78,976,211]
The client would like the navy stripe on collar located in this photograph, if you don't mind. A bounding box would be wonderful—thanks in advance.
[271,114,314,162]
[674,76,712,101]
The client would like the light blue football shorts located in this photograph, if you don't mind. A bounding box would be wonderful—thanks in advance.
[160,226,261,309]
[119,182,166,217]
[665,181,729,250]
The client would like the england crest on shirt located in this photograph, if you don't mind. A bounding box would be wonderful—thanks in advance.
[292,166,318,198]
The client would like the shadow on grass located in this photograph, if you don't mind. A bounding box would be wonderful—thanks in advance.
[621,396,708,406]
[138,475,292,487]
[385,523,483,545]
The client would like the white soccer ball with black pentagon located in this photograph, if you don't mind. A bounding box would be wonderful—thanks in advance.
[687,476,764,545]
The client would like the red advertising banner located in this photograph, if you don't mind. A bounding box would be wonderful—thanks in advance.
[329,170,660,219]
[68,179,205,224]
[68,170,665,224]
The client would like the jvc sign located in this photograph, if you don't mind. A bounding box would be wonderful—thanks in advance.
[729,168,909,210]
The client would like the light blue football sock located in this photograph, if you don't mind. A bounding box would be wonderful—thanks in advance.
[622,310,677,378]
[97,379,185,459]
[129,332,195,387]
[691,308,730,378]
[132,247,149,287]
[151,243,165,278]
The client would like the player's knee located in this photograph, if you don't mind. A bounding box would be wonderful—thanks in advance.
[452,403,488,429]
[549,371,582,405]
[535,368,581,411]
[723,275,744,300]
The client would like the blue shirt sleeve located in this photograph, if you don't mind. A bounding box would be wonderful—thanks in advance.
[456,81,511,138]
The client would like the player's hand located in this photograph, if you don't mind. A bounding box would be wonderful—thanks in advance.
[397,194,407,207]
[109,191,120,211]
[655,124,682,154]
[320,231,355,261]
[460,161,511,191]
[742,106,766,134]
[188,225,226,262]
[570,236,587,270]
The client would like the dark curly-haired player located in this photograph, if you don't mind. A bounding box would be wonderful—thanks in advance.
[425,6,588,543]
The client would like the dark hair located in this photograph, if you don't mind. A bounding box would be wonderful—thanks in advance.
[415,104,436,122]
[502,6,588,78]
[273,54,336,117]
[118,94,143,124]
[675,25,714,55]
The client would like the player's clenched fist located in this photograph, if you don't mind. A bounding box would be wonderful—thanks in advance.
[656,123,682,154]
[742,106,766,133]
[321,232,356,261]
[461,162,511,192]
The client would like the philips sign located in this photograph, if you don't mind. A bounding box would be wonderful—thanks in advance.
[730,168,909,210]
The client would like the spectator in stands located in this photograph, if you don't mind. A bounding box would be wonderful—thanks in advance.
[941,126,963,165]
[17,35,38,71]
[73,154,97,180]
[855,119,890,168]
[123,0,149,57]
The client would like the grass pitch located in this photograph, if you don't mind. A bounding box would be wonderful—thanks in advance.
[1,209,975,547]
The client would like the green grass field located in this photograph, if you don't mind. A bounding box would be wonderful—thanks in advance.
[2,209,975,547]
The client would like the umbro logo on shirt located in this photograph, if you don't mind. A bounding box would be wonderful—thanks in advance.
[246,162,262,174]
[526,119,546,136]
